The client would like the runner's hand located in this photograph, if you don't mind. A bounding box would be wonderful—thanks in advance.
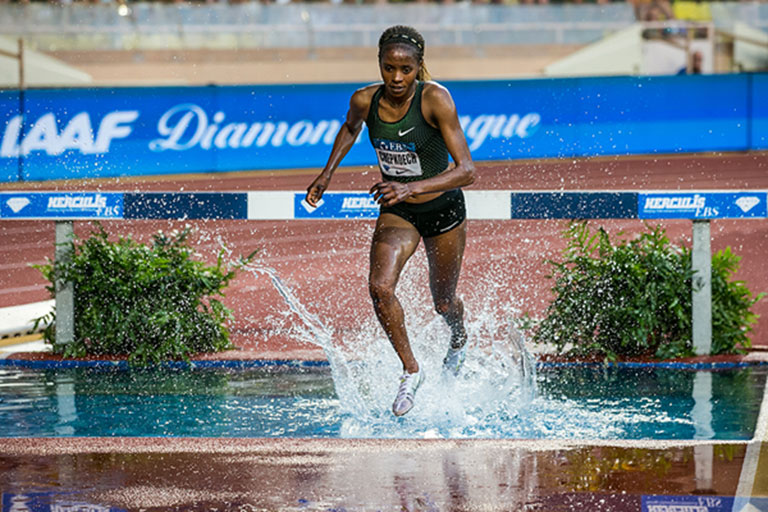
[306,175,330,207]
[370,181,412,207]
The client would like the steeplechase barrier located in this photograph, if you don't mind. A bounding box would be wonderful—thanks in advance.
[2,189,766,355]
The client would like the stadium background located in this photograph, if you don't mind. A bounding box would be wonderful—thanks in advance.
[1,1,767,355]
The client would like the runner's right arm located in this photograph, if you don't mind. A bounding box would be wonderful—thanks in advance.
[305,87,375,207]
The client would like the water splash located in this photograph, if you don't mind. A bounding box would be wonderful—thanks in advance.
[241,260,538,439]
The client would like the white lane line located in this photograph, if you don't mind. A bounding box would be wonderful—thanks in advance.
[753,376,768,442]
[734,372,768,501]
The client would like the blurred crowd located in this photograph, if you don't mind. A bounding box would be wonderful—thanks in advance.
[0,0,747,18]
[0,0,697,7]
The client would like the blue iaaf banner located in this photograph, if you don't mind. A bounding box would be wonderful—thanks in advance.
[0,73,765,183]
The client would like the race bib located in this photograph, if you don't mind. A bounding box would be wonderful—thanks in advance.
[373,139,423,178]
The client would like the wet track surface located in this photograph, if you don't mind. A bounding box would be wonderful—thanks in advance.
[1,437,767,511]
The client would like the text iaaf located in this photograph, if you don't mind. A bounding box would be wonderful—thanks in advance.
[1,104,542,157]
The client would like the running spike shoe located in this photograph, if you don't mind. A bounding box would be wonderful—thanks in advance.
[392,367,424,417]
[442,344,467,377]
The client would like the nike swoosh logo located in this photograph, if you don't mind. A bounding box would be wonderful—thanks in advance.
[398,127,415,137]
[439,220,461,233]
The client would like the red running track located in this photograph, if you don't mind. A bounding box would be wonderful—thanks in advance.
[1,151,767,356]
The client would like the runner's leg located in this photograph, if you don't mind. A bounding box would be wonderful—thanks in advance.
[424,220,467,348]
[369,213,422,373]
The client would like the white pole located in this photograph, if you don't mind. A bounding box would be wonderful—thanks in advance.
[55,221,75,345]
[692,220,712,356]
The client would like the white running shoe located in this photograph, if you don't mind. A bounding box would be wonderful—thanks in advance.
[442,344,467,377]
[392,368,424,417]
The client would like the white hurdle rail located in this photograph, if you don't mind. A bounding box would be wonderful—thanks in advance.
[1,189,766,355]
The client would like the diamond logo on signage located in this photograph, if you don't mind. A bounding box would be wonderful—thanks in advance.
[300,198,324,213]
[735,196,760,213]
[6,197,30,213]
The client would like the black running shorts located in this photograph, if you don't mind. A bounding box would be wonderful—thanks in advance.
[379,189,466,239]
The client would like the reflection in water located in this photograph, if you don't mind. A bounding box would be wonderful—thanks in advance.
[692,372,716,494]
[692,371,715,440]
[394,474,440,512]
[0,440,760,511]
[54,373,76,436]
[695,445,715,494]
[440,451,469,512]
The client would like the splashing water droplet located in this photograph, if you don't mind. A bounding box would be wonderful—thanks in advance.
[240,259,538,439]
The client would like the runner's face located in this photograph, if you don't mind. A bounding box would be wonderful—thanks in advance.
[379,45,421,100]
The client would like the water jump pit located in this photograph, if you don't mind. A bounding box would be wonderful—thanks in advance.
[0,361,766,440]
[1,329,768,511]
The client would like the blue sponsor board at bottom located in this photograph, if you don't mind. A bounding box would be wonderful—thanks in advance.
[643,495,734,512]
[638,192,768,219]
[294,192,380,219]
[0,192,123,219]
[2,493,125,512]
[643,494,768,512]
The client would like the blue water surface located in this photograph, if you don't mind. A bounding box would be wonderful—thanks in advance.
[0,364,764,440]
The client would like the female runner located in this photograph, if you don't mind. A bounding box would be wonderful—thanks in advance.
[305,25,475,417]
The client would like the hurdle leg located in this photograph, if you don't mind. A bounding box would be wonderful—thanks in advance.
[55,221,75,345]
[692,219,712,356]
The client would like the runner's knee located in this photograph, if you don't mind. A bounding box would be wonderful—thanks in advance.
[369,280,396,305]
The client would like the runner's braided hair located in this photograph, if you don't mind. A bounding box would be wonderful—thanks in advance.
[378,25,431,81]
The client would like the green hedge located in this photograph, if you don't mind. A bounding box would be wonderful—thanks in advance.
[35,225,255,364]
[526,222,763,360]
